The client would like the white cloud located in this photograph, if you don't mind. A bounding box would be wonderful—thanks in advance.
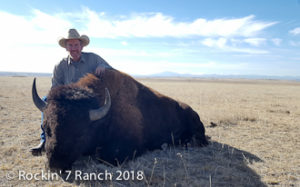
[227,47,268,54]
[81,11,276,38]
[271,38,282,46]
[0,9,72,73]
[290,41,300,46]
[201,38,268,54]
[244,38,266,46]
[202,38,227,48]
[53,8,276,38]
[0,45,65,73]
[0,8,277,75]
[289,27,300,35]
[0,10,72,46]
[121,41,128,46]
[0,8,276,44]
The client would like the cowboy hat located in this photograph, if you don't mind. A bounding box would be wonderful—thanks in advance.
[58,29,90,48]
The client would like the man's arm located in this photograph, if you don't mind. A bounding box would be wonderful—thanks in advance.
[94,54,113,75]
[95,54,112,69]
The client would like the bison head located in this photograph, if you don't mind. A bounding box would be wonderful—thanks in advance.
[32,78,111,171]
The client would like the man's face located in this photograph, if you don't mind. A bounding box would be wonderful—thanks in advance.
[66,39,83,62]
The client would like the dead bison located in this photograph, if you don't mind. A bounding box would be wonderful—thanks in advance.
[32,69,208,170]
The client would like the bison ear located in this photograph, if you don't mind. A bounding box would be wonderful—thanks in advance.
[89,88,111,121]
[32,78,47,111]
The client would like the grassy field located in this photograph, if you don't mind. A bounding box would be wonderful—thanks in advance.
[0,76,299,186]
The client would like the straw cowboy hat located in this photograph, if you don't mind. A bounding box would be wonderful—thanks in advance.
[58,29,90,48]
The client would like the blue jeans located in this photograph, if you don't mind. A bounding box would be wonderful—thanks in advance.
[40,96,47,143]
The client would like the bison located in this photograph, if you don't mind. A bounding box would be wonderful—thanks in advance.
[32,69,208,170]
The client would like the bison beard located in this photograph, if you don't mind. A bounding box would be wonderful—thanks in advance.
[32,69,208,170]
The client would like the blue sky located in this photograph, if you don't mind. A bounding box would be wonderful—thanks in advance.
[0,0,300,76]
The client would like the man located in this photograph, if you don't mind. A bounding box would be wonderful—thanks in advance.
[30,29,113,156]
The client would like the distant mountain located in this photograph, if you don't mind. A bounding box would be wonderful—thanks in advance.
[135,71,201,78]
[134,71,300,81]
[150,71,194,77]
[1,71,299,81]
[0,71,51,77]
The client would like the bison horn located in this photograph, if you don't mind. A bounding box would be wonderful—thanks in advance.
[32,78,47,112]
[89,88,111,121]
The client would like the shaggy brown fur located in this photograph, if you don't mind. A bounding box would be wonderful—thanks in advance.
[42,69,208,170]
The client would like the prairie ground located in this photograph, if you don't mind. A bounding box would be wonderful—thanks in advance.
[0,76,299,186]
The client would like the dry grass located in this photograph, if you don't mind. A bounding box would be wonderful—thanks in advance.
[0,76,299,186]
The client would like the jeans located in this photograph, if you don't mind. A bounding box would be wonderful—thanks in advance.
[40,96,47,143]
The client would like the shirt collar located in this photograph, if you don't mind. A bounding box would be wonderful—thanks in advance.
[67,52,86,65]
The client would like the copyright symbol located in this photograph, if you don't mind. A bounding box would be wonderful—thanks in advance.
[6,171,15,180]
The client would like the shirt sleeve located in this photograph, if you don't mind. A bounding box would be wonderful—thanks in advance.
[51,63,64,89]
[94,53,112,69]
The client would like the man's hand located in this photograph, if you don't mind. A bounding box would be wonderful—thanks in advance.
[95,67,105,76]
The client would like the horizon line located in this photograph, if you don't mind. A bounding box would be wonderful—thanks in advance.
[0,71,299,81]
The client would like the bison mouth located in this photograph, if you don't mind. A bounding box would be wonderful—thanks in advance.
[45,140,80,171]
[48,154,73,171]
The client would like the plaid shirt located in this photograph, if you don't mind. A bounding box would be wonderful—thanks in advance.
[51,52,112,88]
